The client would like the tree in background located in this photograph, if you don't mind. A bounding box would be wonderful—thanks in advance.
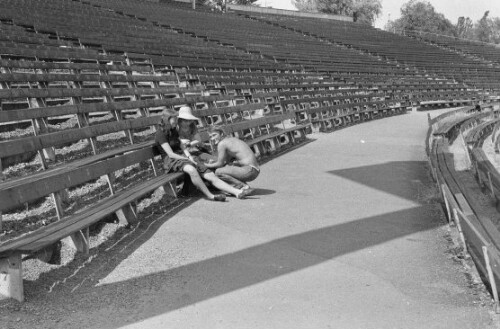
[203,0,258,11]
[492,18,500,44]
[385,0,455,36]
[385,2,500,45]
[352,0,381,24]
[293,0,381,25]
[475,11,493,42]
[293,0,317,12]
[456,16,473,39]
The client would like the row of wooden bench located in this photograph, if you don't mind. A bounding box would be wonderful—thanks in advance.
[428,118,500,311]
[0,80,314,301]
[0,53,417,302]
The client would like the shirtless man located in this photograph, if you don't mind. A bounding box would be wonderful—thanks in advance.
[204,126,260,190]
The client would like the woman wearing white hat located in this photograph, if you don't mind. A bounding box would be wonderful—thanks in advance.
[156,107,252,201]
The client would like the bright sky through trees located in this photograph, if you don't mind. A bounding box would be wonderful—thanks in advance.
[254,0,500,29]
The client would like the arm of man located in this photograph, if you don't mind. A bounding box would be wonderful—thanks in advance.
[204,141,227,168]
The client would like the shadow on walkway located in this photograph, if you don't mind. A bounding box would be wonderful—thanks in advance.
[37,205,441,328]
[328,161,430,203]
[18,141,307,302]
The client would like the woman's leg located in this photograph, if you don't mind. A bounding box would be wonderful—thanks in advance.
[182,165,218,200]
[202,172,248,198]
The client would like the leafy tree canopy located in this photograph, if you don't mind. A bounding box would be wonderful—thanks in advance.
[293,0,382,25]
[384,1,500,45]
[203,0,258,11]
[385,0,455,36]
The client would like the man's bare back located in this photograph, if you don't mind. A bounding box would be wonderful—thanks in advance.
[219,137,259,168]
[204,129,260,190]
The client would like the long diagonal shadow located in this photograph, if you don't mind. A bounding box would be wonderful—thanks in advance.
[328,161,430,202]
[40,206,441,328]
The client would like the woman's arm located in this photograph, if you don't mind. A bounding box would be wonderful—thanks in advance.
[161,142,196,163]
[189,132,202,147]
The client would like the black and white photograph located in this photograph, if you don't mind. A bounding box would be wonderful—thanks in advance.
[1,0,500,328]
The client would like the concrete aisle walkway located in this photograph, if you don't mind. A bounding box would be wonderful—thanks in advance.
[14,110,497,328]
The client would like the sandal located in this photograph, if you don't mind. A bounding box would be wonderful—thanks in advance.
[236,188,253,199]
[212,194,226,202]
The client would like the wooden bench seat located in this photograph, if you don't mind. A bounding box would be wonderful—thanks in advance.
[0,92,242,177]
[0,72,179,84]
[433,105,499,140]
[0,108,311,301]
[0,143,183,302]
[0,58,155,74]
[0,140,155,191]
[464,119,498,147]
[221,112,310,156]
[0,85,195,100]
[0,44,124,62]
[0,94,233,123]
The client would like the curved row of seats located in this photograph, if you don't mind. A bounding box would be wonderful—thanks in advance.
[238,12,500,93]
[408,31,500,67]
[428,105,500,309]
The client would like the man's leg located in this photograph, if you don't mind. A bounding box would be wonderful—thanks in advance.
[215,165,258,189]
[215,170,247,189]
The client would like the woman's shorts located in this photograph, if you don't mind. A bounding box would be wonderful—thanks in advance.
[163,156,212,175]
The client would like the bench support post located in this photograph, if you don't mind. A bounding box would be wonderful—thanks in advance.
[482,246,500,314]
[115,203,138,226]
[452,208,468,255]
[251,143,263,158]
[265,137,278,154]
[161,182,178,198]
[488,172,495,198]
[0,158,4,182]
[69,229,90,254]
[0,254,23,302]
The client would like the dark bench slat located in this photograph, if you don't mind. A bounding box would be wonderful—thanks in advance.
[0,59,152,72]
[0,146,157,210]
[193,103,264,117]
[0,73,178,83]
[0,172,183,256]
[225,113,294,133]
[0,140,156,190]
[0,94,234,122]
[0,116,160,158]
[248,123,310,145]
[0,86,200,100]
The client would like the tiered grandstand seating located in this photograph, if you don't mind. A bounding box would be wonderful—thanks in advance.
[2,0,498,302]
[408,31,500,66]
[237,12,500,94]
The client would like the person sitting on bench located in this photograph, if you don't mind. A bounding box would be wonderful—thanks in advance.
[156,107,252,201]
[204,125,260,191]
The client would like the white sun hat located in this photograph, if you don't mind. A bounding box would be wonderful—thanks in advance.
[178,106,199,121]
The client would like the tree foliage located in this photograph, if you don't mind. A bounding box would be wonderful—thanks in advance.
[456,16,473,39]
[476,11,492,42]
[384,1,500,45]
[385,0,455,36]
[293,0,382,25]
[203,0,258,11]
[293,0,317,12]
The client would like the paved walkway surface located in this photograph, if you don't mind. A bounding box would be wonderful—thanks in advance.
[4,109,498,328]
